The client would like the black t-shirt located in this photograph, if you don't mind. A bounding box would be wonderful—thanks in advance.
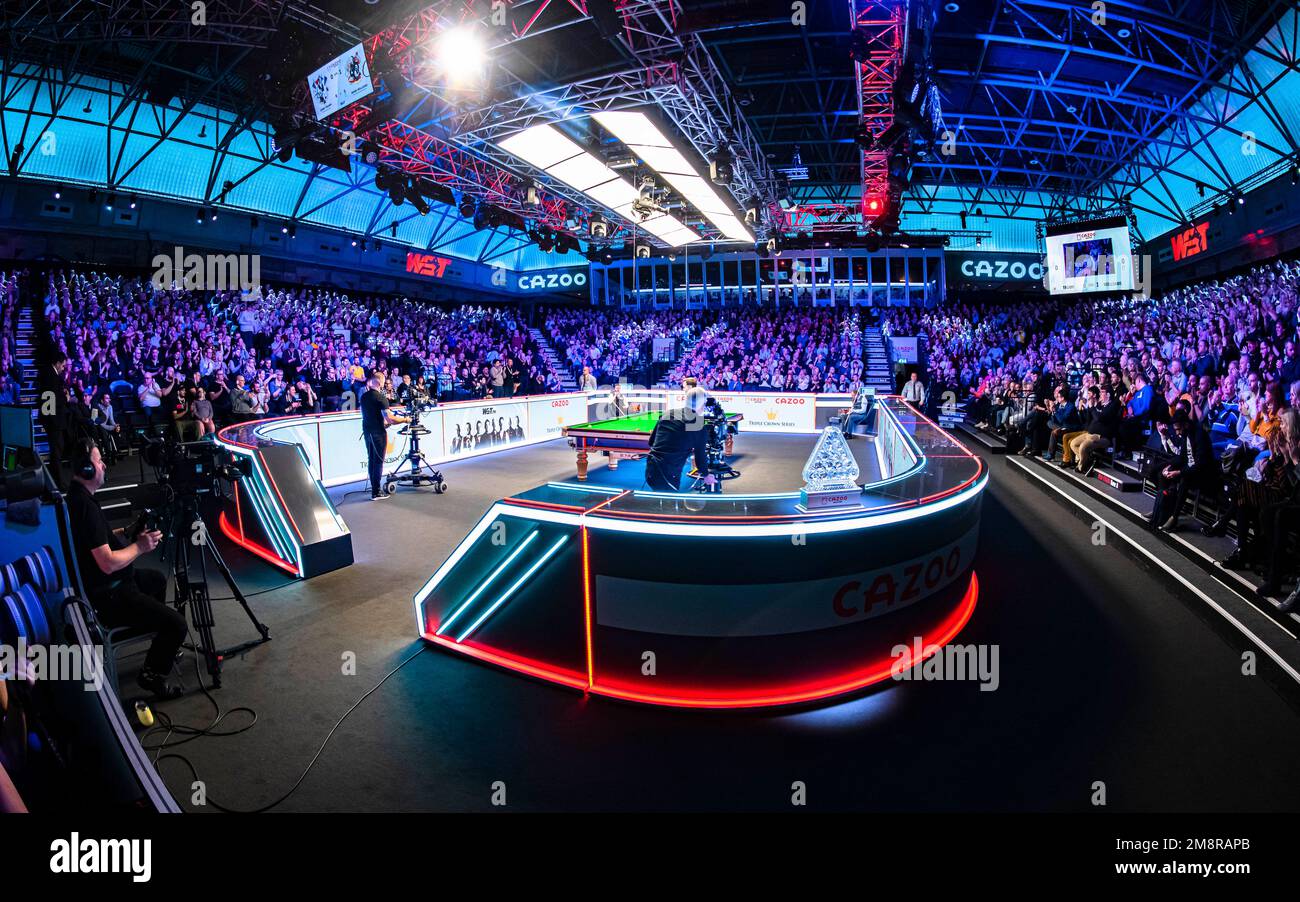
[66,481,131,593]
[360,388,389,435]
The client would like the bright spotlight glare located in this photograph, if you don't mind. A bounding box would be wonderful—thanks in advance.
[437,27,486,83]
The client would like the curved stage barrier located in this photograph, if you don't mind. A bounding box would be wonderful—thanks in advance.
[211,388,857,579]
[214,390,596,577]
[413,396,988,708]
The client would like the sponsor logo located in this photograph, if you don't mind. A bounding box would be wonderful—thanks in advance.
[516,270,588,291]
[958,257,1046,281]
[775,397,806,405]
[551,399,570,407]
[1170,221,1210,261]
[406,252,452,278]
[832,546,963,620]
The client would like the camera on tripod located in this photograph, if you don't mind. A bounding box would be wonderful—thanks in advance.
[692,397,740,492]
[141,434,249,496]
[134,433,268,688]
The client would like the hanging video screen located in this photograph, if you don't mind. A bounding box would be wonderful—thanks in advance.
[1043,217,1134,295]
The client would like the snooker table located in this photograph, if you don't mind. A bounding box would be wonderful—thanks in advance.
[562,410,741,480]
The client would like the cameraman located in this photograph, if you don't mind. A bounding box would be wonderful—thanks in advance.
[360,374,409,501]
[645,388,716,492]
[66,440,186,699]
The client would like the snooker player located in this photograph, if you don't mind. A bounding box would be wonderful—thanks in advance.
[645,388,716,492]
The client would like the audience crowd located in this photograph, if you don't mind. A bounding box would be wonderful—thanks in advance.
[903,259,1300,606]
[37,270,566,440]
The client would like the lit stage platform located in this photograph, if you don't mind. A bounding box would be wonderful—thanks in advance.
[413,395,987,708]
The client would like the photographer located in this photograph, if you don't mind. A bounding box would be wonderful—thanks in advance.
[65,439,186,699]
[360,374,409,501]
[644,388,716,492]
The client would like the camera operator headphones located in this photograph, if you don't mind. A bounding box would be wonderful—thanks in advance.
[72,438,98,481]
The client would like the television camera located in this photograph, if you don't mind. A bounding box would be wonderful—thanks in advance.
[136,433,268,688]
[691,397,740,492]
[383,395,447,495]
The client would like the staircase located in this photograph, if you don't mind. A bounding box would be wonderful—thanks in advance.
[861,326,894,394]
[530,327,578,392]
[14,299,46,455]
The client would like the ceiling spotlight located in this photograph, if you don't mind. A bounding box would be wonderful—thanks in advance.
[1066,104,1077,114]
[975,236,982,246]
[1117,27,1131,38]
[436,25,487,84]
[1237,194,1245,205]
[198,124,207,139]
[104,193,115,211]
[288,223,297,238]
[281,223,289,234]
[210,210,218,221]
[53,185,62,200]
[589,212,608,239]
[390,221,398,237]
[82,101,92,114]
[522,181,540,207]
[129,195,137,209]
[709,148,733,186]
[635,244,651,259]
[351,238,358,247]
[944,1,959,10]
[196,207,205,223]
[360,141,381,165]
[459,196,476,218]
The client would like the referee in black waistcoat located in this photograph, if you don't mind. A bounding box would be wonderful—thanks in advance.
[644,388,717,492]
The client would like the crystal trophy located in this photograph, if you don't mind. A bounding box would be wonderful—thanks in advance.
[799,427,864,511]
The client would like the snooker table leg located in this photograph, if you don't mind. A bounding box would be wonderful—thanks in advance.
[577,444,589,480]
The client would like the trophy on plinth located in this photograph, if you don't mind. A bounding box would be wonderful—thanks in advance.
[798,427,864,511]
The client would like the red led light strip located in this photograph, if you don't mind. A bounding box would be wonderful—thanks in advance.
[425,572,979,709]
[218,511,299,575]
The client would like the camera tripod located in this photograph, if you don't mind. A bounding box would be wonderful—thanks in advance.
[688,437,741,492]
[383,418,446,494]
[159,491,271,688]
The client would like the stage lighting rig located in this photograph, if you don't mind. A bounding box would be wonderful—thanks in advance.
[632,177,666,220]
[459,195,476,218]
[522,180,540,207]
[709,148,733,186]
[589,212,608,239]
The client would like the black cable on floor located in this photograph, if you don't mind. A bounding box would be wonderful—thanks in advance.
[148,643,429,813]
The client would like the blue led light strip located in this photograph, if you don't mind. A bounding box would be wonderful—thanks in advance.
[455,535,570,643]
[437,530,539,636]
